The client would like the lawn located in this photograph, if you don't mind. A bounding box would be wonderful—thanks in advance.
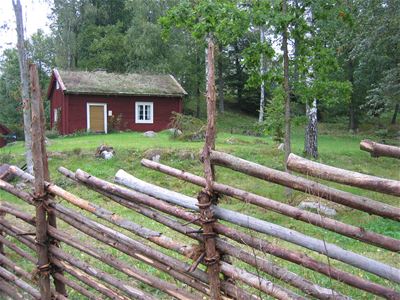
[0,112,399,299]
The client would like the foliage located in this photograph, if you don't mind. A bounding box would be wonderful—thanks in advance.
[263,86,285,143]
[108,114,125,133]
[169,112,205,141]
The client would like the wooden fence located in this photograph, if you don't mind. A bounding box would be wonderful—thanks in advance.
[0,63,399,299]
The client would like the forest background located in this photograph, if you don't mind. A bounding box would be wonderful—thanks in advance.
[0,0,399,150]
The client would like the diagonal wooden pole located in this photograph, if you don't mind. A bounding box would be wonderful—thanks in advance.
[29,64,58,299]
[199,34,221,300]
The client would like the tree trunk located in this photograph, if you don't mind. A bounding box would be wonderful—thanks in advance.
[348,60,358,132]
[259,26,266,122]
[304,98,318,158]
[234,43,243,104]
[196,50,201,118]
[217,45,225,114]
[391,103,399,124]
[12,0,33,174]
[282,0,292,198]
[201,35,221,300]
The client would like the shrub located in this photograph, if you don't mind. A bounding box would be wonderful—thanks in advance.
[46,129,60,139]
[169,112,206,141]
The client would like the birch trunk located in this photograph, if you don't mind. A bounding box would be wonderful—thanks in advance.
[304,98,318,158]
[259,26,266,122]
[12,0,33,174]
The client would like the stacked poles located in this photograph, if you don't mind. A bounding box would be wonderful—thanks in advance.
[113,169,400,284]
[209,150,400,221]
[57,168,399,299]
[287,153,400,196]
[360,139,400,159]
[58,167,348,300]
[6,168,300,300]
[140,159,400,252]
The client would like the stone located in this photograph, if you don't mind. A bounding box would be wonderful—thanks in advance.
[143,131,157,137]
[152,154,160,162]
[298,201,337,216]
[168,128,182,136]
[101,151,114,160]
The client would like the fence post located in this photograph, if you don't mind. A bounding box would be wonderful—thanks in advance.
[199,34,221,300]
[29,64,54,299]
[37,66,67,296]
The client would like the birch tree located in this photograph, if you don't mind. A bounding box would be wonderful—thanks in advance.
[12,0,33,173]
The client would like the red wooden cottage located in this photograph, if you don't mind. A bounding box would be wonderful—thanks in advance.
[47,69,187,135]
[0,124,11,148]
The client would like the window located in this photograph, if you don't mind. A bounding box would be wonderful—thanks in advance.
[54,109,58,123]
[135,102,153,124]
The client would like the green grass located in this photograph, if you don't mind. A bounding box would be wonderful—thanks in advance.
[0,111,399,299]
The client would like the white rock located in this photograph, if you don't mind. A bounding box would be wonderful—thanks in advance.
[143,131,157,137]
[152,154,160,162]
[102,151,114,160]
[298,201,337,216]
[168,128,182,136]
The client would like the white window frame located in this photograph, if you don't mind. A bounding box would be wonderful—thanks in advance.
[135,102,154,124]
[86,103,108,133]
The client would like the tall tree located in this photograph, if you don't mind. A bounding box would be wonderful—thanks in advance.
[12,0,33,173]
[282,0,291,171]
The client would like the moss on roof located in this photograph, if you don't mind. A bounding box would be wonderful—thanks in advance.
[57,70,187,97]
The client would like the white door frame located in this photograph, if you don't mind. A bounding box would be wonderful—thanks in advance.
[86,103,108,133]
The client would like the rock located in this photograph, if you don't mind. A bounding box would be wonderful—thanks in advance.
[144,149,165,161]
[143,131,157,137]
[101,151,114,160]
[152,154,160,162]
[95,144,115,159]
[278,143,285,151]
[298,201,337,216]
[168,128,182,136]
[177,150,196,160]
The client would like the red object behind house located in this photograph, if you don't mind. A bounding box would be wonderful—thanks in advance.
[47,69,186,135]
[0,124,11,148]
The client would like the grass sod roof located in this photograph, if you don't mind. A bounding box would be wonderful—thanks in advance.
[56,69,187,97]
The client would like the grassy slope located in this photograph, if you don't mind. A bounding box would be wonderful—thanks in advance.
[0,111,399,299]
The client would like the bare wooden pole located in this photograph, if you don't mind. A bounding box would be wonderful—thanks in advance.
[36,64,66,297]
[201,34,221,300]
[0,280,24,300]
[141,159,400,252]
[0,265,40,299]
[210,150,400,221]
[29,63,52,300]
[287,153,400,196]
[360,140,400,159]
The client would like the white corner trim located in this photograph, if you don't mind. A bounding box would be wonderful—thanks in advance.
[135,101,154,124]
[87,102,108,133]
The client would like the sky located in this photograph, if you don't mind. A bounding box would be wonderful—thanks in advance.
[0,0,52,55]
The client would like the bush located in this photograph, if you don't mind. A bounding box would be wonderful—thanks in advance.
[46,129,60,139]
[169,112,206,141]
[263,87,285,143]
